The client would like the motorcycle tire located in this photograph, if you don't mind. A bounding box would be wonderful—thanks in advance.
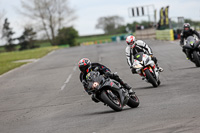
[157,80,161,86]
[100,90,123,111]
[144,69,158,87]
[193,51,200,67]
[127,94,140,108]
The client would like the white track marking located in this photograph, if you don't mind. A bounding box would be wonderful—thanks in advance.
[61,74,72,90]
[47,50,55,56]
[60,66,77,90]
[65,74,72,84]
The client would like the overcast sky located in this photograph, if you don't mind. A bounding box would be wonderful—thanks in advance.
[0,0,200,37]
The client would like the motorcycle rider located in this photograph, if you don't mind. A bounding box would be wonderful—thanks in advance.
[78,58,134,102]
[180,23,200,60]
[125,35,163,79]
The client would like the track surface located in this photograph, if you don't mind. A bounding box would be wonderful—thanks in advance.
[0,40,200,133]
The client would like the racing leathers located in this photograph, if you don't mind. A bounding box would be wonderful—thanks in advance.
[180,29,200,59]
[79,63,133,102]
[125,40,161,74]
[180,29,200,46]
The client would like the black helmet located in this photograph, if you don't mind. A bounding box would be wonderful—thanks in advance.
[183,23,190,32]
[78,58,91,73]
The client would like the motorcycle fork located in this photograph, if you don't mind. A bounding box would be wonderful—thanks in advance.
[142,66,154,77]
[106,90,117,100]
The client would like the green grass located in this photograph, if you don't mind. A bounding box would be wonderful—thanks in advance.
[36,42,52,47]
[0,46,59,75]
[76,33,130,44]
[0,33,131,75]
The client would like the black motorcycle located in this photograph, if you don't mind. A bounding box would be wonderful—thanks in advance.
[183,36,200,67]
[86,71,139,111]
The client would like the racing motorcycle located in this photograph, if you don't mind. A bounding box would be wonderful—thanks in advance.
[183,36,200,67]
[85,70,139,111]
[132,52,160,87]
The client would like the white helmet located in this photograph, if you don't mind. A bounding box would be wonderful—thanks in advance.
[126,35,136,45]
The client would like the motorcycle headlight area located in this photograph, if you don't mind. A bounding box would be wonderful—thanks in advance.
[133,62,143,69]
[92,82,99,89]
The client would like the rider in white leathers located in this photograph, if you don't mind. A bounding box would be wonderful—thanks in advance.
[125,35,163,79]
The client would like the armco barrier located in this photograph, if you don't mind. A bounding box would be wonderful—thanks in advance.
[156,29,174,41]
[135,28,156,39]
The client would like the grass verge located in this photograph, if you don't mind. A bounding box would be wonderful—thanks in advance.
[0,46,59,75]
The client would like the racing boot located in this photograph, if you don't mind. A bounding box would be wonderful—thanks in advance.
[123,83,135,95]
[158,67,164,72]
[112,72,134,95]
[152,56,164,72]
[156,64,164,72]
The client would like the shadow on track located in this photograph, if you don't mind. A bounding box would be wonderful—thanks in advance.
[134,84,167,90]
[77,107,138,117]
[175,66,198,70]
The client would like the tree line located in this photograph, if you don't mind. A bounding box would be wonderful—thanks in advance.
[95,16,159,34]
[1,0,200,52]
[0,0,78,52]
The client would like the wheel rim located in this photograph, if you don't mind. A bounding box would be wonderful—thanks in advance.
[131,94,139,102]
[106,90,121,107]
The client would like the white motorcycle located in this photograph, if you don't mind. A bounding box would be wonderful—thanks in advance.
[132,52,160,87]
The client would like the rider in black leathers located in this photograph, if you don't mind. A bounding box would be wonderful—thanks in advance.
[180,23,200,59]
[78,58,134,102]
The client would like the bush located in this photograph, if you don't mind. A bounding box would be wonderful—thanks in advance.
[56,27,78,46]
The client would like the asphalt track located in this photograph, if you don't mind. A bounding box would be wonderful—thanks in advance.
[0,40,200,133]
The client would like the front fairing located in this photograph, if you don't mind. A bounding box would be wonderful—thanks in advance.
[133,52,159,80]
[86,71,104,92]
[184,36,199,49]
[133,52,154,70]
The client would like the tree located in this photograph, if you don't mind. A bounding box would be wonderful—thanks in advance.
[95,16,124,34]
[0,9,5,42]
[18,27,38,50]
[56,26,78,46]
[20,0,77,45]
[2,18,16,52]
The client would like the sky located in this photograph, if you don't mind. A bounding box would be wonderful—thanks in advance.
[0,0,200,38]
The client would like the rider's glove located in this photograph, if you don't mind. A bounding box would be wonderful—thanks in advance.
[131,68,137,74]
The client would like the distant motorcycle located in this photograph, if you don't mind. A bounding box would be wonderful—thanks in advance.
[132,52,161,87]
[86,71,139,111]
[183,36,200,67]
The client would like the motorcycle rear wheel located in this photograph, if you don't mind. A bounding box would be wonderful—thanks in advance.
[101,90,123,111]
[127,94,140,108]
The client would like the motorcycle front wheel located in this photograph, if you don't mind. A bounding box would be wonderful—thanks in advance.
[100,90,123,111]
[144,69,158,87]
[193,51,200,67]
